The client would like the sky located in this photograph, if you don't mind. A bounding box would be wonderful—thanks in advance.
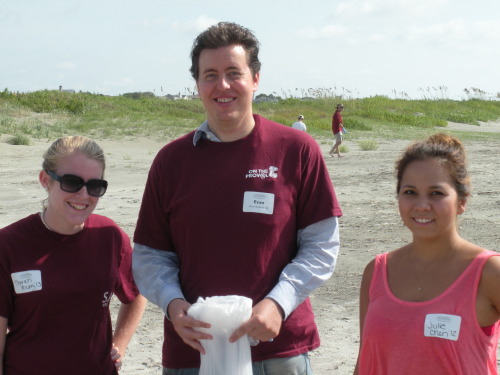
[1,0,499,100]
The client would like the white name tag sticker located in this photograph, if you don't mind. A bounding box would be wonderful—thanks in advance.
[424,313,461,341]
[11,270,43,294]
[243,191,275,215]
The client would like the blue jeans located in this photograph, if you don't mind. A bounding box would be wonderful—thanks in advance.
[163,353,313,375]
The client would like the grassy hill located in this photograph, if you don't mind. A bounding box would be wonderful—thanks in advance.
[1,89,499,145]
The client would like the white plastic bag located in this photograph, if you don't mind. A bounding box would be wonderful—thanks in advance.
[187,295,253,375]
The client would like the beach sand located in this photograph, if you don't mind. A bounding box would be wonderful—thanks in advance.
[1,120,499,374]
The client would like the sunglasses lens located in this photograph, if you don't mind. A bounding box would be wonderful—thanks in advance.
[57,174,107,197]
[60,175,85,193]
[86,180,108,197]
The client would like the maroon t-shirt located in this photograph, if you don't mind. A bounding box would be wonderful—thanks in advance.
[0,214,139,375]
[332,111,343,134]
[134,114,342,368]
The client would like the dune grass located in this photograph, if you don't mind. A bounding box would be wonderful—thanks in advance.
[1,89,499,144]
[358,140,379,151]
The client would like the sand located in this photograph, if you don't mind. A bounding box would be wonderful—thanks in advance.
[1,120,499,374]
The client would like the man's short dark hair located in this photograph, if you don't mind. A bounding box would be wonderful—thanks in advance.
[190,22,261,80]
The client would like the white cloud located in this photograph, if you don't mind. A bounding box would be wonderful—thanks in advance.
[474,20,500,41]
[56,62,76,70]
[297,24,348,40]
[407,19,472,46]
[367,33,387,42]
[335,0,448,18]
[136,16,168,29]
[171,15,219,34]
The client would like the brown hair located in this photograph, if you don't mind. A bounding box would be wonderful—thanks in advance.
[189,22,261,80]
[395,133,470,200]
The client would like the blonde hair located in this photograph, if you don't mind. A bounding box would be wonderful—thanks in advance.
[41,136,106,209]
[42,136,106,175]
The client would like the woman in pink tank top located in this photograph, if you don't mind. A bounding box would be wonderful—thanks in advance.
[354,133,500,375]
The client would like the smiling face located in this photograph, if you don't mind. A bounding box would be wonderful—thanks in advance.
[40,152,104,234]
[398,159,466,241]
[196,44,259,138]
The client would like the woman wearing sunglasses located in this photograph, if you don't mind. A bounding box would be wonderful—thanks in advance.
[0,136,146,375]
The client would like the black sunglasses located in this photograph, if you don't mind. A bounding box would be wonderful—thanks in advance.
[46,170,108,197]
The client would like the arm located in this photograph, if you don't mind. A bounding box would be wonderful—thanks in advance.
[477,254,500,327]
[0,316,6,375]
[230,216,340,342]
[132,244,211,353]
[111,295,147,369]
[268,216,340,318]
[132,244,185,314]
[353,260,375,375]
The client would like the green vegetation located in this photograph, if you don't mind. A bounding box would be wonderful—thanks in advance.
[1,89,499,144]
[339,145,349,154]
[358,140,379,151]
[5,134,31,145]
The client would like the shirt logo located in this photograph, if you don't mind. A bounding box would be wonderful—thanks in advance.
[245,166,279,179]
[102,291,114,307]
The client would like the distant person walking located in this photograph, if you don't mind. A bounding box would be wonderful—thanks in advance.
[329,104,345,158]
[291,115,307,132]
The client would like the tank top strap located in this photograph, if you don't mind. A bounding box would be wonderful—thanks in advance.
[470,250,500,294]
[369,253,389,299]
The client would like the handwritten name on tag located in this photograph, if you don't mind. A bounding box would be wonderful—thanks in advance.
[424,314,461,341]
[11,270,43,294]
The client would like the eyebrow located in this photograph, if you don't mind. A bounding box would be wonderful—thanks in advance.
[201,65,242,74]
[401,184,446,189]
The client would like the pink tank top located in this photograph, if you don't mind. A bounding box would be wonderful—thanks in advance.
[359,251,500,375]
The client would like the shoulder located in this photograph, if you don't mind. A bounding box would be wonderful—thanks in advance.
[88,213,116,225]
[363,251,393,275]
[360,258,378,298]
[87,214,128,237]
[256,115,315,142]
[149,131,196,170]
[481,251,500,279]
[477,250,500,315]
[156,131,196,156]
[0,214,37,236]
[362,258,376,278]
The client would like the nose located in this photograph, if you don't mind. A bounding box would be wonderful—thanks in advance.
[74,185,91,198]
[216,75,231,89]
[414,196,431,211]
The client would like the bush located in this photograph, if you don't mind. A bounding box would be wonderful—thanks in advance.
[5,134,31,145]
[358,140,379,151]
[339,144,349,153]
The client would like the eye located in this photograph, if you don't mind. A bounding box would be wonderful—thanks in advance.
[430,191,445,196]
[203,73,217,82]
[228,71,242,79]
[402,189,416,195]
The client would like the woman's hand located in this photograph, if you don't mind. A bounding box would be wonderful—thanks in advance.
[110,343,122,372]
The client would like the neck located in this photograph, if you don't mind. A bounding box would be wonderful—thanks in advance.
[409,234,464,262]
[41,209,85,235]
[208,114,255,142]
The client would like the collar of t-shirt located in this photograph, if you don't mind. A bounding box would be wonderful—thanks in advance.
[193,121,222,145]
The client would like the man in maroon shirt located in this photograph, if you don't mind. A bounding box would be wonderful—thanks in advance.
[133,22,342,375]
[329,104,345,157]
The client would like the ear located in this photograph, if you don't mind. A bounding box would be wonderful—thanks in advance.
[252,72,260,92]
[457,198,467,215]
[39,170,50,190]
